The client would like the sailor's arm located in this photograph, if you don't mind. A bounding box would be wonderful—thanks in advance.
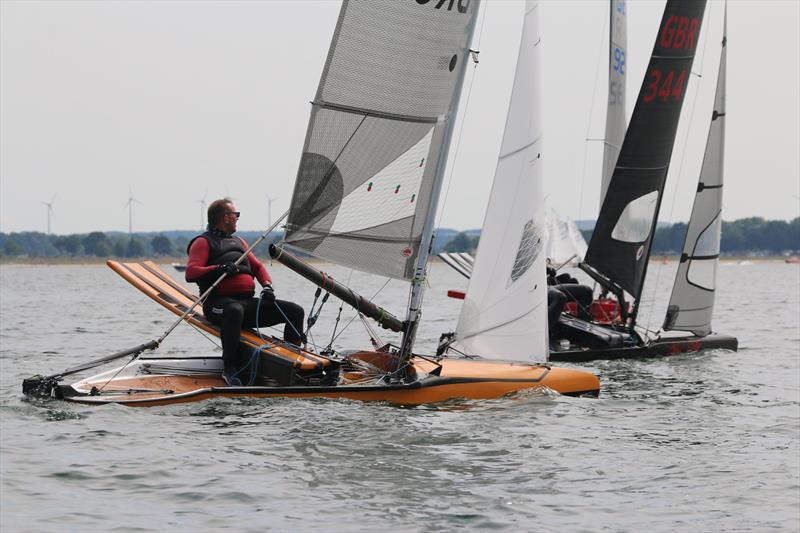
[185,238,217,282]
[249,252,273,287]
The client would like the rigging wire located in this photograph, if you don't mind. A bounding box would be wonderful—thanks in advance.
[643,2,715,334]
[434,0,488,232]
[325,269,353,351]
[329,277,393,346]
[187,321,223,350]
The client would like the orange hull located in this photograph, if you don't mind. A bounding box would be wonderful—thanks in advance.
[61,357,599,407]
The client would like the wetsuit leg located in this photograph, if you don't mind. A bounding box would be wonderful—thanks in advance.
[242,298,305,345]
[547,287,567,333]
[204,296,248,370]
[556,284,594,320]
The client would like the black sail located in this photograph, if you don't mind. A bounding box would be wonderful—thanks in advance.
[583,0,707,300]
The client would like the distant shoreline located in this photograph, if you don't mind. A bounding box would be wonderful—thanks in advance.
[1,255,796,266]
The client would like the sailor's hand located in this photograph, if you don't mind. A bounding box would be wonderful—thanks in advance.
[217,262,239,276]
[260,284,275,303]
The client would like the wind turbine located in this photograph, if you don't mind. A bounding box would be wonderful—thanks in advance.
[196,191,208,230]
[125,187,142,234]
[42,194,56,234]
[266,195,279,229]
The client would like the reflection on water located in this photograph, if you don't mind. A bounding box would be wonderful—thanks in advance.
[1,261,798,531]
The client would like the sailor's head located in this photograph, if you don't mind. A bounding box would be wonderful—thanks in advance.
[208,197,239,234]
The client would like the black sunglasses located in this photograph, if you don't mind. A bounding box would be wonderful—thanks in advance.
[227,211,241,218]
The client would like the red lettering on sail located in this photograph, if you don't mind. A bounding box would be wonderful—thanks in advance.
[671,70,687,101]
[686,18,699,49]
[660,16,700,50]
[643,69,688,104]
[658,70,675,101]
[643,69,661,103]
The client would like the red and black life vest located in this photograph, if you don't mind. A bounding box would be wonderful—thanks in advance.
[187,229,253,294]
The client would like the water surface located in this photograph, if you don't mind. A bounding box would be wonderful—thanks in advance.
[1,261,798,531]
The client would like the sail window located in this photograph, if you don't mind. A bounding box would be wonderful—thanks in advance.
[509,219,541,284]
[688,259,717,290]
[611,190,659,243]
[692,214,721,256]
[687,213,721,290]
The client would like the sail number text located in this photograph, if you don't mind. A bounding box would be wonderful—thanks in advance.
[415,0,470,13]
[642,69,687,104]
[613,47,626,75]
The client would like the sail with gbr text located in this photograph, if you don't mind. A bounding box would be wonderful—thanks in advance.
[582,0,707,302]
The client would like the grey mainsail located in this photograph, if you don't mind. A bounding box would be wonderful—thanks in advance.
[284,0,481,281]
[664,6,727,336]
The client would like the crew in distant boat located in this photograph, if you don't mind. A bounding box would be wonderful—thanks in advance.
[186,198,304,385]
[546,265,594,322]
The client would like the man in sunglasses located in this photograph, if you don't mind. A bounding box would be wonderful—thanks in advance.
[186,197,304,385]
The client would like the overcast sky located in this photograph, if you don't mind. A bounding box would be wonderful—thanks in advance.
[1,0,798,235]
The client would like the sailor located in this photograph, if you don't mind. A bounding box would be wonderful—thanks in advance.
[186,198,304,385]
[546,266,594,322]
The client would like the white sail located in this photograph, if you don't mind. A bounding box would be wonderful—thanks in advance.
[454,0,548,361]
[663,7,727,337]
[600,0,628,206]
[544,208,588,265]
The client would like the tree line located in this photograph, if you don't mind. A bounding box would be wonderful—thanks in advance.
[1,217,797,259]
[0,231,278,259]
[440,217,800,255]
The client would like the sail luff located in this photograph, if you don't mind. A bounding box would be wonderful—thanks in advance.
[600,0,628,207]
[400,0,483,359]
[582,0,708,304]
[663,3,727,336]
[453,0,548,361]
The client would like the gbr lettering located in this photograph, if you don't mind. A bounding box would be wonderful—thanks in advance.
[660,15,700,50]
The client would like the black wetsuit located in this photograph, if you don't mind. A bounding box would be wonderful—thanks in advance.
[546,268,594,331]
[203,295,304,369]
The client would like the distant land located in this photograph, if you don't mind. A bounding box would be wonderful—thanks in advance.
[0,217,797,260]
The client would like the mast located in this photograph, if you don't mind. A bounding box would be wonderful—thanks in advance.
[398,0,483,360]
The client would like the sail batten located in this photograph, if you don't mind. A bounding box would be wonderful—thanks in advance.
[284,0,481,281]
[664,6,727,336]
[454,0,548,361]
[584,0,708,302]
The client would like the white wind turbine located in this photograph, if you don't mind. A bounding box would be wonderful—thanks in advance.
[125,187,142,234]
[42,195,56,234]
[266,194,279,230]
[196,191,208,230]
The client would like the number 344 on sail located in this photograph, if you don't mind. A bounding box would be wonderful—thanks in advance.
[642,69,687,104]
